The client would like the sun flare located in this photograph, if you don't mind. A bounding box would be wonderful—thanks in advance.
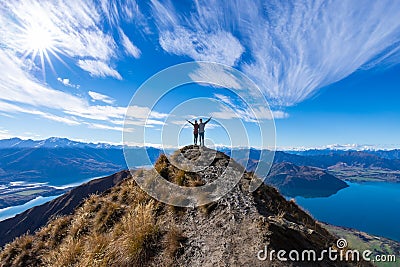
[20,22,62,80]
[25,25,54,51]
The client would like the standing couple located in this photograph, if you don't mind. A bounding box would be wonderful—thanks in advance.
[186,117,211,146]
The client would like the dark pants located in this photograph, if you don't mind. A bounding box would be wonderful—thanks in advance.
[194,133,198,145]
[199,132,205,146]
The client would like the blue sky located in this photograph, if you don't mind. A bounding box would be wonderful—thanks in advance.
[0,0,400,149]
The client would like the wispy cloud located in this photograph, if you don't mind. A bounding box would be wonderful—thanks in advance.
[0,50,85,111]
[0,100,80,126]
[88,91,115,105]
[236,1,400,106]
[151,0,244,66]
[0,129,11,139]
[212,93,288,121]
[119,28,141,59]
[0,49,166,131]
[188,64,243,89]
[0,0,144,80]
[78,60,122,80]
[149,0,400,107]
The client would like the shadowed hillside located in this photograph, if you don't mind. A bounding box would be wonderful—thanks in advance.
[265,162,348,197]
[0,171,130,247]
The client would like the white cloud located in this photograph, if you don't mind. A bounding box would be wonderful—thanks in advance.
[88,91,115,105]
[189,64,243,89]
[86,122,124,132]
[151,1,244,66]
[238,0,400,106]
[211,104,245,121]
[0,100,80,126]
[119,28,141,58]
[270,110,289,120]
[213,94,235,107]
[1,1,114,61]
[123,118,165,127]
[150,0,400,107]
[0,0,145,80]
[0,50,168,130]
[159,27,244,66]
[78,60,122,80]
[0,51,87,112]
[33,111,80,125]
[0,129,12,139]
[99,0,147,30]
[211,104,288,121]
[57,77,79,88]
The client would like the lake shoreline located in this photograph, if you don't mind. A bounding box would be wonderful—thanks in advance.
[292,181,400,242]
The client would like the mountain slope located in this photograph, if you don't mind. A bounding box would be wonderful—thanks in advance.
[0,146,371,266]
[265,162,349,197]
[0,171,130,247]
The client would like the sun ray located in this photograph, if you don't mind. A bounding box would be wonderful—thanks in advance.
[43,49,56,75]
[18,20,61,81]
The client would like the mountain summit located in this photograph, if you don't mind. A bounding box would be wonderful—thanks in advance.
[0,146,369,266]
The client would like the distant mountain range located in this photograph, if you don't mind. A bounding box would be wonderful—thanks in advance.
[0,137,122,149]
[1,137,399,186]
[275,151,400,170]
[1,137,399,209]
[0,147,127,185]
[223,148,400,172]
[0,138,163,186]
[286,148,400,160]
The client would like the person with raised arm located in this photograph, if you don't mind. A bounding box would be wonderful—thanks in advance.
[186,119,199,145]
[198,117,211,147]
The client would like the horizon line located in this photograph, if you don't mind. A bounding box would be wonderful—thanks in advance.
[1,136,399,151]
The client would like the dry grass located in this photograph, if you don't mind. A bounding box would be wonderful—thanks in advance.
[0,235,41,266]
[94,201,124,233]
[43,236,83,266]
[154,154,170,179]
[111,201,160,266]
[79,233,114,267]
[163,226,186,263]
[38,215,73,248]
[0,153,227,266]
[277,210,286,219]
[173,170,186,186]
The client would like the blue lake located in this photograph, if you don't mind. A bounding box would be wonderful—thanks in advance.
[0,176,101,221]
[0,195,61,221]
[294,181,400,242]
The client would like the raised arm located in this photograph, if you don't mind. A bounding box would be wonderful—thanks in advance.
[186,120,194,126]
[205,117,212,124]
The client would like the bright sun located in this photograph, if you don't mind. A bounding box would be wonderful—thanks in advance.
[21,22,61,80]
[26,25,54,51]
